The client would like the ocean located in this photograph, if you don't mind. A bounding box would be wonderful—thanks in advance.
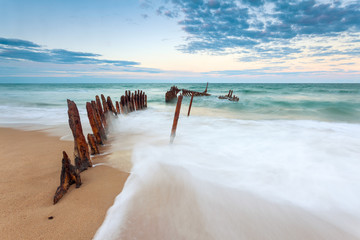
[1,83,360,239]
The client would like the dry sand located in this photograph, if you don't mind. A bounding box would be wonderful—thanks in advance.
[0,127,129,240]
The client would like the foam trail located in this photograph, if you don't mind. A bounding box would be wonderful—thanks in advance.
[95,110,360,239]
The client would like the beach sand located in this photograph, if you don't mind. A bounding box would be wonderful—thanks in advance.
[0,127,129,240]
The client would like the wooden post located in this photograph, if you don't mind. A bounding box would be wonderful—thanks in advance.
[187,93,194,117]
[170,94,183,143]
[204,82,208,93]
[67,99,92,172]
[53,151,82,204]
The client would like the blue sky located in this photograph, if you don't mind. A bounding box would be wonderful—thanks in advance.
[0,0,359,83]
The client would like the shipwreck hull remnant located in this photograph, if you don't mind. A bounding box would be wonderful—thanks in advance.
[165,83,210,102]
[54,90,148,204]
[219,90,239,102]
[53,151,81,204]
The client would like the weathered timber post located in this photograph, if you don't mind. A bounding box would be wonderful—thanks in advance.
[53,151,81,204]
[87,134,99,155]
[170,94,183,144]
[96,95,107,129]
[116,101,120,114]
[91,101,107,142]
[101,94,109,113]
[67,99,92,172]
[107,96,117,115]
[205,82,208,93]
[187,93,194,117]
[86,102,103,145]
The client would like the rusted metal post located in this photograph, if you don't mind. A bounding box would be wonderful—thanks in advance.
[87,133,99,155]
[170,94,183,144]
[187,93,194,117]
[86,102,103,145]
[101,94,109,113]
[91,101,106,142]
[145,94,147,108]
[96,95,107,128]
[67,99,92,172]
[120,96,125,114]
[53,151,81,204]
[115,101,120,114]
[107,96,117,115]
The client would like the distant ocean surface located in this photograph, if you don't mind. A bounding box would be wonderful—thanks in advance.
[1,83,360,239]
[1,83,360,125]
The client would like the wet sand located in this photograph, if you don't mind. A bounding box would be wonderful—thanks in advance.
[0,127,129,240]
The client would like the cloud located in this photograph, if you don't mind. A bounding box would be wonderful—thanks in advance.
[157,0,360,57]
[141,14,149,19]
[0,37,41,48]
[0,37,139,67]
[140,0,153,9]
[207,67,356,76]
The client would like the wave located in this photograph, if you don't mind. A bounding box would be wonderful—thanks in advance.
[95,110,360,239]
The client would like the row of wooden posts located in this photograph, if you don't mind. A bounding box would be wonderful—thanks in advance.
[53,90,147,204]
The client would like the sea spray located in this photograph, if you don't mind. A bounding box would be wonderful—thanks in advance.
[94,158,359,240]
[95,109,360,239]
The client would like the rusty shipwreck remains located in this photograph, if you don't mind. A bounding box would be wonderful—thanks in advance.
[53,90,148,204]
[165,83,210,102]
[218,90,239,102]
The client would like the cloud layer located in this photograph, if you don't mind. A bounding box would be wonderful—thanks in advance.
[156,0,360,57]
[0,37,139,66]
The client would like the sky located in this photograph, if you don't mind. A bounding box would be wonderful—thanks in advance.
[0,0,359,83]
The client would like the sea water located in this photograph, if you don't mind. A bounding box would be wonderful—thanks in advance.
[1,83,360,238]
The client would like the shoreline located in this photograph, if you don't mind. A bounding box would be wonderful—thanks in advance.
[0,127,129,240]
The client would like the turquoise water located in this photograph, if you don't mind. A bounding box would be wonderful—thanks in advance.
[0,83,359,124]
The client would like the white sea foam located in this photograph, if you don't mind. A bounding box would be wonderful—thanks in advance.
[95,109,360,239]
[0,105,91,138]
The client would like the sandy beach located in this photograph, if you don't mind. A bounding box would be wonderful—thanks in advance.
[0,127,129,240]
